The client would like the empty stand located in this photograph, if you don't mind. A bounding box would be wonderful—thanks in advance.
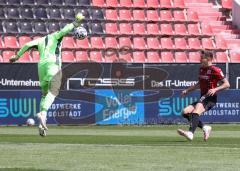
[175,51,188,62]
[147,51,160,62]
[75,50,89,62]
[161,51,174,62]
[0,0,238,63]
[133,51,146,62]
[89,50,104,62]
[62,51,75,62]
[4,36,18,49]
[2,51,15,62]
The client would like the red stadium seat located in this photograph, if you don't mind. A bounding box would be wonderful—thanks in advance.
[188,38,202,50]
[2,50,15,62]
[146,10,160,21]
[119,23,133,35]
[133,10,145,21]
[147,37,161,49]
[146,0,160,8]
[105,37,118,49]
[105,52,118,62]
[230,51,240,62]
[0,39,4,49]
[161,38,174,49]
[0,54,3,62]
[119,0,132,7]
[215,37,227,50]
[91,37,104,49]
[105,9,118,20]
[105,23,119,34]
[173,0,185,8]
[215,52,229,62]
[222,0,232,9]
[147,51,160,62]
[133,37,147,50]
[160,10,173,21]
[119,37,132,48]
[173,10,186,21]
[201,24,213,36]
[161,51,174,62]
[160,0,172,8]
[119,52,133,62]
[106,0,118,7]
[174,38,188,50]
[189,51,201,63]
[174,24,188,36]
[90,51,104,62]
[187,10,199,21]
[119,9,132,21]
[76,38,90,49]
[133,0,145,8]
[188,24,201,36]
[33,36,41,40]
[18,51,31,62]
[75,50,89,62]
[62,51,75,62]
[133,23,146,35]
[175,51,188,62]
[32,51,40,62]
[202,38,215,49]
[62,37,76,49]
[92,0,105,7]
[133,51,146,62]
[147,23,160,35]
[161,24,174,35]
[19,36,32,47]
[3,36,18,48]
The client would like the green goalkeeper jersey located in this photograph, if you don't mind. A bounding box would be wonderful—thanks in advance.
[17,23,75,67]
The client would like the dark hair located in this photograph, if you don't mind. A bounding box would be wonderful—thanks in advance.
[201,50,213,59]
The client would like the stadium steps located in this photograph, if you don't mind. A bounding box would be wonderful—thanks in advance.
[0,0,239,63]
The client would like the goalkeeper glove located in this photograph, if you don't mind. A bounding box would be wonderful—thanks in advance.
[73,13,85,27]
[9,55,19,63]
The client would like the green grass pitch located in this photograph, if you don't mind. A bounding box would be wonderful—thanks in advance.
[0,124,239,171]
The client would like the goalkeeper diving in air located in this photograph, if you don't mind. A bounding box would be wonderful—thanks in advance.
[9,13,85,137]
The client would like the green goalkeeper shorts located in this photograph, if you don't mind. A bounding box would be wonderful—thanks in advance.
[38,62,62,95]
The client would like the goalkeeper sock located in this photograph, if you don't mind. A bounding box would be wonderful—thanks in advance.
[41,92,56,112]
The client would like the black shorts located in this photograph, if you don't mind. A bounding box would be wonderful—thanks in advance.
[191,95,217,111]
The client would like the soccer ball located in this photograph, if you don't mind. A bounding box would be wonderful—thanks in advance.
[26,118,35,126]
[73,26,87,40]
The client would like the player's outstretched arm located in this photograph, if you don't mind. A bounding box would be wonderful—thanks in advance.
[207,78,230,96]
[54,13,85,40]
[181,82,200,96]
[9,39,39,63]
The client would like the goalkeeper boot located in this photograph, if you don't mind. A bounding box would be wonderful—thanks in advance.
[37,112,48,131]
[38,125,47,137]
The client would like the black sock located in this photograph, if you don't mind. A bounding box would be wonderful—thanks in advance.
[189,113,200,133]
[198,120,204,129]
[182,113,190,121]
[183,113,204,129]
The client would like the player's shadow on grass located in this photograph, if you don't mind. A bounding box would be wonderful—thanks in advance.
[0,168,61,171]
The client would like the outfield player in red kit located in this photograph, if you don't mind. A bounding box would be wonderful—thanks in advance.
[177,51,230,141]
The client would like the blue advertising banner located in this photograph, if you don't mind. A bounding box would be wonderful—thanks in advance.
[144,90,240,124]
[48,90,96,124]
[0,90,40,125]
[0,90,95,125]
[95,90,144,124]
